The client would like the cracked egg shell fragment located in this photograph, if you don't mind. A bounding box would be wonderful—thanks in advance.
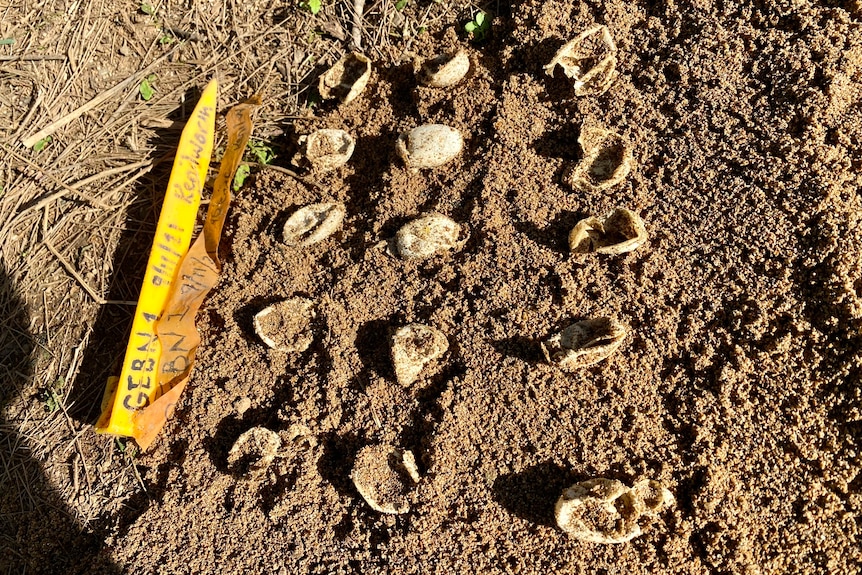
[419,50,470,88]
[564,125,633,192]
[541,317,627,370]
[282,202,345,247]
[227,427,281,478]
[396,124,464,169]
[392,212,466,260]
[391,323,449,386]
[318,52,371,104]
[351,445,421,514]
[569,208,647,255]
[253,297,316,352]
[296,129,355,172]
[555,478,674,543]
[544,25,618,96]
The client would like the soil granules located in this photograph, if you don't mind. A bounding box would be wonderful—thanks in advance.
[101,1,861,573]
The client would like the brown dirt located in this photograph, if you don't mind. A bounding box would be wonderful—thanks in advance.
[3,0,862,574]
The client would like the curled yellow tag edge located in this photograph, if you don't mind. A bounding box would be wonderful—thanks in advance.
[95,79,218,438]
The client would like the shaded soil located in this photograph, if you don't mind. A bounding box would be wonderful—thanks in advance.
[42,0,862,572]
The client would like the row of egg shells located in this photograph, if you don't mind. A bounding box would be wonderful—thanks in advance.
[319,23,619,105]
[227,423,674,543]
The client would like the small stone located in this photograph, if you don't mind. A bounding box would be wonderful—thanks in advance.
[555,478,674,543]
[544,25,618,96]
[351,444,420,514]
[282,202,345,247]
[295,129,355,172]
[563,125,634,192]
[227,427,281,478]
[391,323,449,386]
[418,50,470,88]
[392,213,465,260]
[541,317,627,370]
[569,208,647,255]
[318,52,371,104]
[253,297,315,352]
[396,124,464,169]
[233,396,252,415]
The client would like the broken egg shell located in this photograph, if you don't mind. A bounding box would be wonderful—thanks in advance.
[227,427,282,478]
[564,126,634,192]
[318,52,371,104]
[418,50,470,88]
[396,124,464,169]
[541,317,627,370]
[392,212,466,260]
[628,479,675,515]
[350,445,420,514]
[296,129,355,172]
[555,478,641,544]
[569,208,647,255]
[556,477,675,543]
[253,297,316,352]
[391,323,449,386]
[544,25,618,96]
[282,202,345,247]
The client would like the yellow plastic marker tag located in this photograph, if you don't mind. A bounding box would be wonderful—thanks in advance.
[95,79,218,439]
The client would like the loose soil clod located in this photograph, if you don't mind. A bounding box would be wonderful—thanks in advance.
[253,297,316,352]
[350,445,421,514]
[541,317,627,369]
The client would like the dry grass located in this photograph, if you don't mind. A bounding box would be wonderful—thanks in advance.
[0,0,481,564]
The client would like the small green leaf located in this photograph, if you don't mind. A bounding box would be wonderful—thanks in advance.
[33,136,52,152]
[158,33,175,45]
[474,11,485,25]
[395,0,408,10]
[464,22,476,33]
[232,164,250,191]
[139,74,156,101]
[301,0,321,14]
[140,2,155,15]
[0,38,15,45]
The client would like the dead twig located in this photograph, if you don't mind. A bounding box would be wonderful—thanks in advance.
[0,54,66,62]
[351,0,366,51]
[20,46,180,148]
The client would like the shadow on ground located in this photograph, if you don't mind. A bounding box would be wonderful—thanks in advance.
[0,263,120,574]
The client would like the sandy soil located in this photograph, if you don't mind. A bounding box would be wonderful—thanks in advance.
[6,0,862,573]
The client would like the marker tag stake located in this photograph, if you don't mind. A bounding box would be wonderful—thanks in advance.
[96,82,259,449]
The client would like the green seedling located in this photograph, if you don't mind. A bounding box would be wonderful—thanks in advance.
[300,0,321,14]
[33,136,52,152]
[139,74,157,101]
[40,377,64,413]
[158,33,175,45]
[246,139,276,165]
[140,2,155,15]
[464,10,490,42]
[395,0,408,10]
[233,164,251,191]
